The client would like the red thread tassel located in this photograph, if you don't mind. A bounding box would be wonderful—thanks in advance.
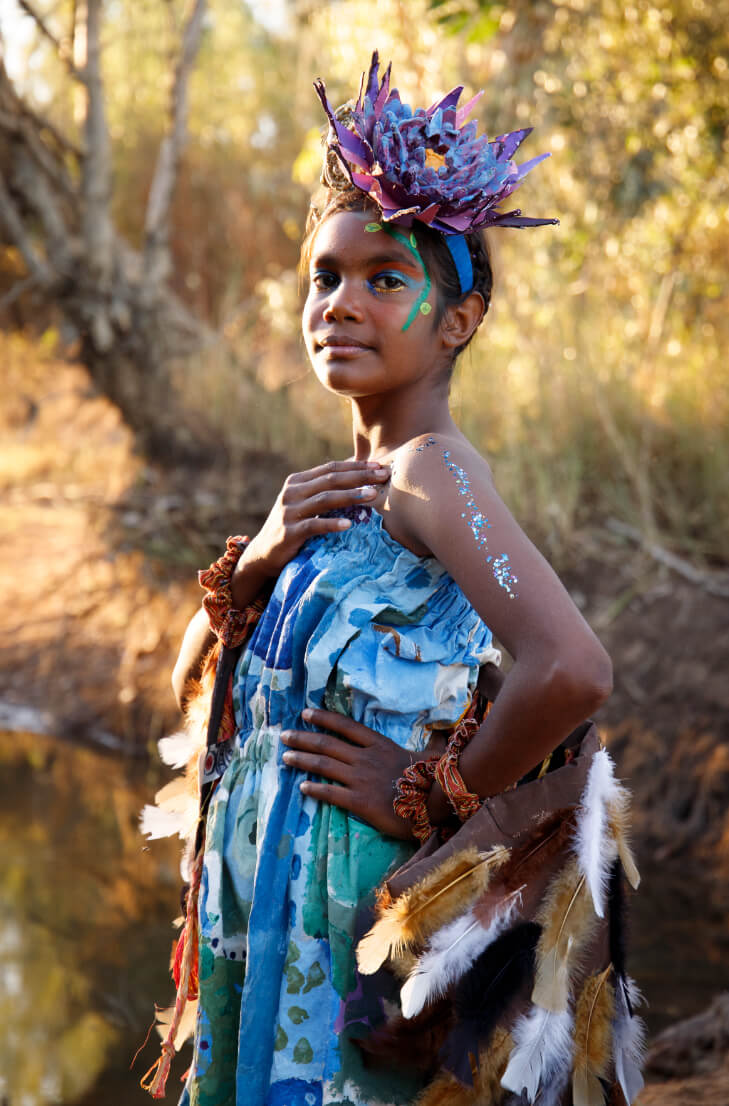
[140,849,204,1098]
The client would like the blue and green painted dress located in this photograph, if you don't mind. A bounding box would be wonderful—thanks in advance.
[181,507,498,1106]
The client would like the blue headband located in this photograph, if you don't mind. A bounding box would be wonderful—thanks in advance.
[444,234,474,296]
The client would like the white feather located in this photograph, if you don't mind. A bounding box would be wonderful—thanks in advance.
[535,1064,571,1106]
[155,997,198,1050]
[575,747,621,917]
[158,730,199,769]
[613,976,646,1105]
[500,1005,574,1102]
[139,803,195,840]
[399,889,522,1018]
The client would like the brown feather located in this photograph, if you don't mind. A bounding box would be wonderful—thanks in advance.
[531,858,598,1013]
[414,1028,513,1106]
[492,809,576,896]
[607,796,640,891]
[572,968,615,1106]
[358,1001,450,1073]
[357,845,509,975]
[471,810,576,928]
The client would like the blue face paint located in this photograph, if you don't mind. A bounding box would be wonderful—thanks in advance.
[365,222,432,331]
[366,270,421,296]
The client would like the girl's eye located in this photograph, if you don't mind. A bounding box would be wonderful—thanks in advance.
[311,271,338,291]
[370,272,408,293]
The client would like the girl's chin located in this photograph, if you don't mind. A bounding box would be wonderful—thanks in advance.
[312,362,382,396]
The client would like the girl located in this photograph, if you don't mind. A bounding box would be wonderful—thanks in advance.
[144,53,642,1106]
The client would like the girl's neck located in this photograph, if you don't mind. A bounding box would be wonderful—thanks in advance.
[350,392,458,462]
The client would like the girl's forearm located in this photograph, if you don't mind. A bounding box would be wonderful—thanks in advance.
[427,648,611,822]
[461,649,612,798]
[230,544,275,610]
[171,605,216,709]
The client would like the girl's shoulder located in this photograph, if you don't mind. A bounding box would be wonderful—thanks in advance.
[382,431,497,559]
[389,430,494,501]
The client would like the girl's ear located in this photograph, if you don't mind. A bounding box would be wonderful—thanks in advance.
[439,291,486,351]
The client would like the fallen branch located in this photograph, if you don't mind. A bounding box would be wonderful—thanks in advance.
[606,518,729,599]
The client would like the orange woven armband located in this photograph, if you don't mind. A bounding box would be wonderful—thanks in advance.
[393,757,439,843]
[435,702,488,822]
[198,535,268,648]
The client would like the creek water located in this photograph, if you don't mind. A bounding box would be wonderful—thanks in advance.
[1,729,728,1105]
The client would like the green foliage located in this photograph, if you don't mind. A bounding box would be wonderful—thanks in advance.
[426,0,503,42]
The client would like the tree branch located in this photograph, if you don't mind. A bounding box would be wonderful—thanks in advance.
[0,172,49,279]
[78,0,113,287]
[0,271,45,312]
[17,0,85,81]
[143,0,207,294]
[606,518,729,599]
[12,146,77,276]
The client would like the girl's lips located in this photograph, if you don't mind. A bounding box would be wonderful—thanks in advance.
[318,337,373,357]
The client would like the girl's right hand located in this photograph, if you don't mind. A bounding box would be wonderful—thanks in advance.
[232,459,390,604]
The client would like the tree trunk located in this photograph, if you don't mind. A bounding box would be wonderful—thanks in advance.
[0,2,218,463]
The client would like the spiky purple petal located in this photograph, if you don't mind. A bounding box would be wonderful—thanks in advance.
[314,52,558,234]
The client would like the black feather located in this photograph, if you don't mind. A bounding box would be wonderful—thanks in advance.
[608,858,633,1014]
[439,921,541,1086]
[358,1001,450,1074]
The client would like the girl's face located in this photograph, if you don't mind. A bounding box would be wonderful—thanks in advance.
[302,210,444,400]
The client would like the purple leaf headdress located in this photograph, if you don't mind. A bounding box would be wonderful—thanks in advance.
[314,51,558,295]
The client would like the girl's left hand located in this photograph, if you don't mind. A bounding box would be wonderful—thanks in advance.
[281,707,426,841]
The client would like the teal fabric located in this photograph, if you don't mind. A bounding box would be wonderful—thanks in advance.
[181,507,498,1106]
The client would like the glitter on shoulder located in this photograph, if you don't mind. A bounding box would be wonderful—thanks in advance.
[395,437,518,598]
[442,448,519,599]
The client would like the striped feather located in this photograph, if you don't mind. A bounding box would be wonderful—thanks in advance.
[357,845,509,976]
[572,968,615,1106]
[531,859,597,1013]
[400,888,523,1018]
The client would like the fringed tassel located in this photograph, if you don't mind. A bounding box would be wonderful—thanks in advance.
[140,848,204,1098]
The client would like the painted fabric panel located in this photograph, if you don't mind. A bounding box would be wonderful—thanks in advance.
[180,507,498,1106]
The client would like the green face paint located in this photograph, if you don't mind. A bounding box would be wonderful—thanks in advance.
[364,222,432,331]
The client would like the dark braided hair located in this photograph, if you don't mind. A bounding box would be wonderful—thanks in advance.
[300,185,493,366]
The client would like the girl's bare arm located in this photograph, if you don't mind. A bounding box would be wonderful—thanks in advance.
[391,434,612,803]
[171,606,215,710]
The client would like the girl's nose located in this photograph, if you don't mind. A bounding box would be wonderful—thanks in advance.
[322,280,364,322]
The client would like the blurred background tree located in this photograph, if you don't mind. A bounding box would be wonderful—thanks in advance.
[0,0,727,557]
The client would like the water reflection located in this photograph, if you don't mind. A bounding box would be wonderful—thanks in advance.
[1,730,728,1104]
[0,731,184,1105]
